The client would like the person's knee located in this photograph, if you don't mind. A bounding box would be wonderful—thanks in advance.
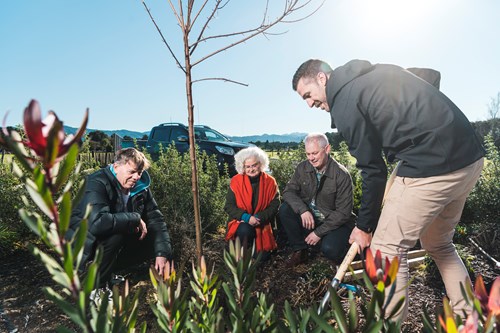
[278,202,293,220]
[321,242,345,263]
[279,202,300,227]
[235,223,256,246]
[236,223,255,237]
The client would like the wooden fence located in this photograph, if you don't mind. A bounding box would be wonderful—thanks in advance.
[79,152,114,166]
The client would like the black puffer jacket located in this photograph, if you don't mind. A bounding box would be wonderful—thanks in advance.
[69,166,171,264]
[326,59,485,232]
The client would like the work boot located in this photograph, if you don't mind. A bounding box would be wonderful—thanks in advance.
[286,249,308,268]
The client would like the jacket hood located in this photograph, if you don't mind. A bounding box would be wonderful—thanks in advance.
[326,59,375,128]
[109,165,151,197]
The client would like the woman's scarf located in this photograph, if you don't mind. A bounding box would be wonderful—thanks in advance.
[225,172,278,252]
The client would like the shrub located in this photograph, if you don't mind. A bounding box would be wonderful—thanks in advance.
[463,132,500,225]
[0,163,32,256]
[148,143,229,264]
[269,143,305,194]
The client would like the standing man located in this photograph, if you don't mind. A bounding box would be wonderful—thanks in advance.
[69,148,172,298]
[280,133,355,267]
[292,59,485,319]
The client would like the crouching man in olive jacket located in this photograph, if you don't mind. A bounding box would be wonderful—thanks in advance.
[69,148,172,289]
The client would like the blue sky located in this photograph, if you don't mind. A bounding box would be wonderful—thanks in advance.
[1,0,499,137]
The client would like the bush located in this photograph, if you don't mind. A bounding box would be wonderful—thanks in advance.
[0,163,31,256]
[463,132,500,225]
[148,144,229,264]
[269,143,305,194]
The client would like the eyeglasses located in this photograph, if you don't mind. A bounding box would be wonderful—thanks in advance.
[244,161,260,170]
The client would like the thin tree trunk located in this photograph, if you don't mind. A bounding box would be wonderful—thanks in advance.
[183,31,203,262]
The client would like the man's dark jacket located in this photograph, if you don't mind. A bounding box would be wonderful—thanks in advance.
[326,59,485,233]
[69,166,172,265]
[282,156,355,237]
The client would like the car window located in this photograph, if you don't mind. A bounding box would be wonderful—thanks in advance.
[203,128,229,142]
[152,127,169,141]
[171,127,188,142]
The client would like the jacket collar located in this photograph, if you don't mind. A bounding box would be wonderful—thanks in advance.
[108,165,151,197]
[304,156,336,179]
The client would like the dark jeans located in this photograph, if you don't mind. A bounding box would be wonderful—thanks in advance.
[233,222,270,261]
[94,232,157,288]
[279,202,351,263]
[234,222,256,248]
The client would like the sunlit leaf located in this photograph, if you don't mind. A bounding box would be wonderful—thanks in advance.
[54,143,79,192]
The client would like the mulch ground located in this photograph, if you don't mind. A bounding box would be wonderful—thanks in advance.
[1,235,499,333]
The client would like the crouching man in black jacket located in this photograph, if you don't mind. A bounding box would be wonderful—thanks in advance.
[69,148,172,293]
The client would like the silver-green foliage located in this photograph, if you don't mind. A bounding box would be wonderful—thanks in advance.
[463,132,500,225]
[0,163,29,255]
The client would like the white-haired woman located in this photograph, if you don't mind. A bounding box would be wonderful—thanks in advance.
[224,146,280,255]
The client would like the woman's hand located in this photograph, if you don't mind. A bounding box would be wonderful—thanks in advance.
[248,216,261,227]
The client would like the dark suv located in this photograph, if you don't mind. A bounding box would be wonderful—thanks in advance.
[146,123,252,176]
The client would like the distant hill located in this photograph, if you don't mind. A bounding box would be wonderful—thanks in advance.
[64,126,306,143]
[64,126,148,139]
[229,132,307,143]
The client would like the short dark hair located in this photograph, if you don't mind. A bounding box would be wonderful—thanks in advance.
[292,59,333,91]
[114,148,150,171]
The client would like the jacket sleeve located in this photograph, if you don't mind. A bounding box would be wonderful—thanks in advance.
[314,168,354,237]
[224,187,246,220]
[142,189,172,259]
[336,103,387,234]
[282,164,310,215]
[86,179,142,236]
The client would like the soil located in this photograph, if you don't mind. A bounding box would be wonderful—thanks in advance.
[1,230,499,333]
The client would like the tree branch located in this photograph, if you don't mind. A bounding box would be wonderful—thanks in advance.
[189,0,324,66]
[191,77,249,86]
[190,0,222,56]
[142,0,186,73]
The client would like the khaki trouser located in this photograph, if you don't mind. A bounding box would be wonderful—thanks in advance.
[371,158,484,321]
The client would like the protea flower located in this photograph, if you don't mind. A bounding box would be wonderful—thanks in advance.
[474,275,500,316]
[22,99,88,169]
[365,248,399,288]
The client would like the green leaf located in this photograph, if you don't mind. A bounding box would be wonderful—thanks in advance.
[72,179,87,208]
[3,131,33,172]
[95,298,109,333]
[83,262,98,296]
[62,242,74,280]
[348,292,358,332]
[18,209,44,238]
[329,289,348,333]
[25,179,54,219]
[309,308,335,332]
[364,321,384,333]
[73,218,88,263]
[54,143,79,192]
[421,306,437,331]
[45,122,62,167]
[32,167,56,210]
[386,296,405,319]
[44,287,86,329]
[58,191,72,237]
